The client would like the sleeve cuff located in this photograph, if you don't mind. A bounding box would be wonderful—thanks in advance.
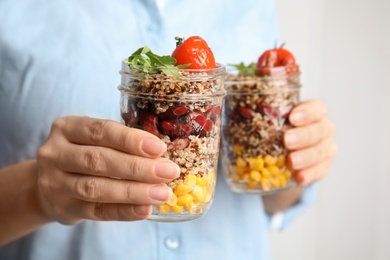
[266,182,318,231]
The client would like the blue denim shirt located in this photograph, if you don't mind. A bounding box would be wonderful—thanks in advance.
[0,0,317,259]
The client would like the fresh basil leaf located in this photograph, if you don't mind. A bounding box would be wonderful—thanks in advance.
[125,46,189,76]
[229,62,257,76]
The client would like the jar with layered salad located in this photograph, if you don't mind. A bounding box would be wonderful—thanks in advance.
[119,61,226,221]
[221,65,301,194]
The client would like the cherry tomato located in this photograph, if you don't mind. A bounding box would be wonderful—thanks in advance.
[256,46,299,76]
[172,36,216,69]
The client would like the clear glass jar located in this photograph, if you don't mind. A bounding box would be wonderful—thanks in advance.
[221,67,301,194]
[118,62,226,222]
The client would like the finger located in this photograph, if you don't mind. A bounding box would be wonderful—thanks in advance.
[284,117,335,150]
[91,203,152,221]
[289,99,327,127]
[288,137,337,171]
[294,158,333,186]
[57,144,180,182]
[52,116,166,158]
[69,202,152,221]
[59,173,173,204]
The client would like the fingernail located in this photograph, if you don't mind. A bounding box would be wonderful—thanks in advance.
[285,132,299,148]
[134,205,151,216]
[148,185,172,202]
[142,138,166,156]
[155,161,180,179]
[290,110,305,125]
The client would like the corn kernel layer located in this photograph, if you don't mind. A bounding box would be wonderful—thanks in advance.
[158,171,215,215]
[231,154,292,191]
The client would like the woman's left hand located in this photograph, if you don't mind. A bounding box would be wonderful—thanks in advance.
[284,99,338,186]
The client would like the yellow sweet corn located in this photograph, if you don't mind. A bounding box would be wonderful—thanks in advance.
[249,157,264,171]
[235,166,248,176]
[176,193,194,206]
[236,157,247,168]
[242,173,250,182]
[205,171,215,187]
[204,192,213,203]
[249,170,261,182]
[171,204,183,214]
[261,168,271,178]
[267,165,280,177]
[173,184,194,196]
[283,169,292,179]
[277,154,286,168]
[269,177,281,189]
[196,176,207,186]
[264,155,277,166]
[192,185,206,204]
[278,175,287,187]
[166,193,177,206]
[236,174,244,180]
[158,204,171,214]
[183,202,197,214]
[246,180,258,189]
[184,174,197,186]
[261,179,271,191]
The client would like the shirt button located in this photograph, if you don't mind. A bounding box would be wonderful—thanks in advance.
[164,236,180,249]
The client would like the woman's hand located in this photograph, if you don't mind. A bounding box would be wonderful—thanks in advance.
[36,116,180,225]
[284,99,337,186]
[262,99,337,214]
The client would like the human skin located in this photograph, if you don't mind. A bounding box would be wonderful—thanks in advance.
[262,99,337,214]
[0,99,336,245]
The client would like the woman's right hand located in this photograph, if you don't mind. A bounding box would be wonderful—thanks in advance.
[36,116,180,225]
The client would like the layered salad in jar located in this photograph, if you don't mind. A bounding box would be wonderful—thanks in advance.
[221,45,301,194]
[119,36,226,221]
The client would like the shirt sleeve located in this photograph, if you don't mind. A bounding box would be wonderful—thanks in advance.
[266,183,318,231]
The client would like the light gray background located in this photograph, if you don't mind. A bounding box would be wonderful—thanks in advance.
[270,0,390,259]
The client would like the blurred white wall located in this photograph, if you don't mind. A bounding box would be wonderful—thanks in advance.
[270,0,390,259]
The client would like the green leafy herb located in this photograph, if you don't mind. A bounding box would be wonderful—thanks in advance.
[124,46,190,77]
[229,62,257,76]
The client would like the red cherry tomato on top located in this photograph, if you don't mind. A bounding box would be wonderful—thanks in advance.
[172,36,216,69]
[256,46,299,76]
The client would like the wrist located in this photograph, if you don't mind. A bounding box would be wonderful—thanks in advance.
[0,160,52,245]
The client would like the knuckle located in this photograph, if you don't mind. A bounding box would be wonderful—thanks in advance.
[51,117,67,131]
[126,158,144,180]
[86,119,108,144]
[93,203,107,220]
[125,184,137,201]
[83,148,104,174]
[36,144,53,162]
[303,126,315,145]
[116,127,134,151]
[315,140,328,161]
[75,177,100,200]
[116,205,130,220]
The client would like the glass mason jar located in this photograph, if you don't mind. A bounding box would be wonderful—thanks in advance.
[118,62,226,222]
[221,66,301,194]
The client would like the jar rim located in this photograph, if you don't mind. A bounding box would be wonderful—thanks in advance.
[120,60,226,76]
[226,65,300,78]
